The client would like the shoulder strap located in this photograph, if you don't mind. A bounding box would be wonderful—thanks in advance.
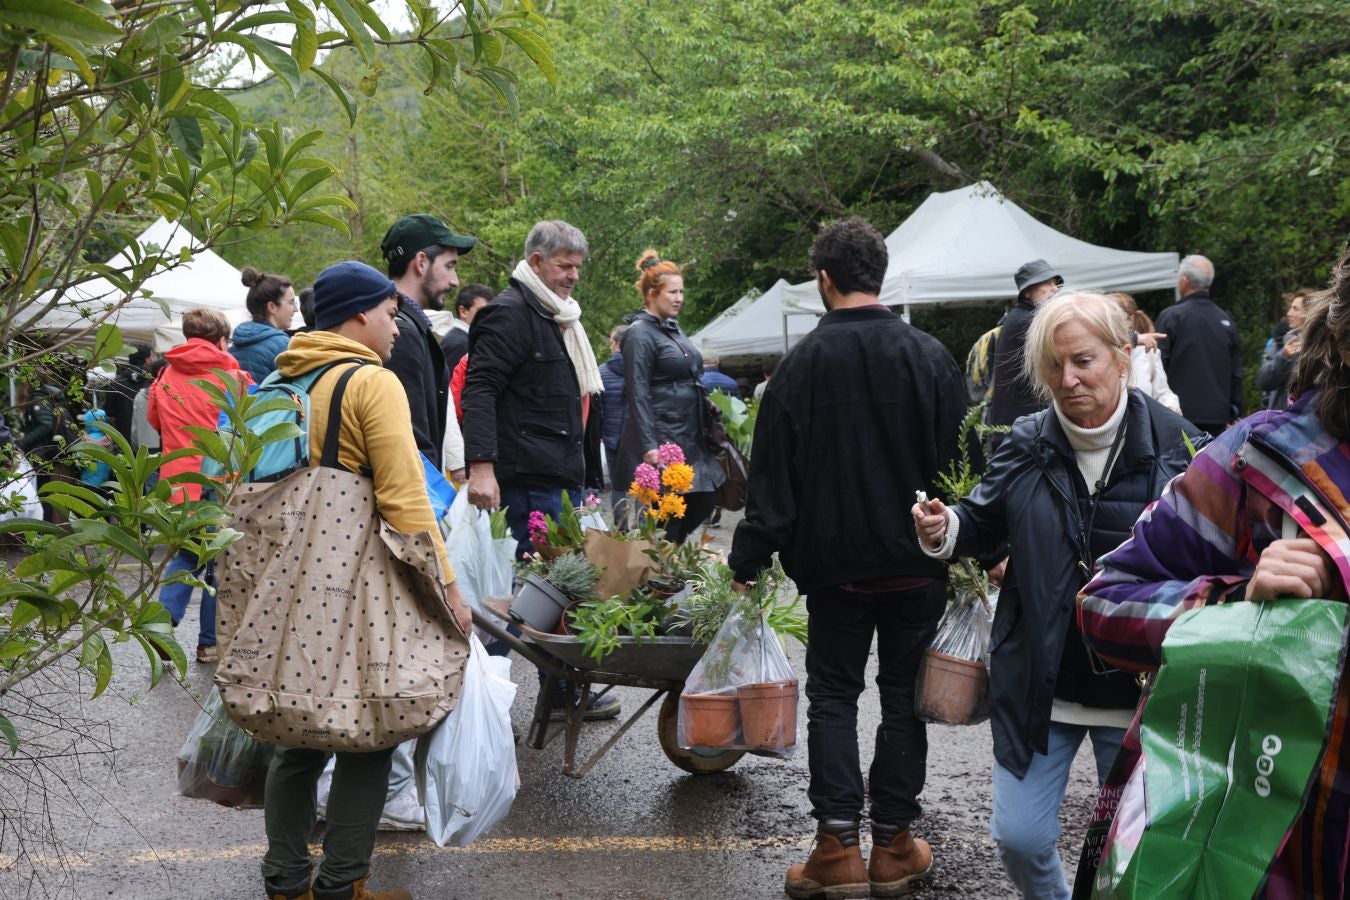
[318,362,369,470]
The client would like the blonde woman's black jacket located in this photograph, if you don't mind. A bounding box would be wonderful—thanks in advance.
[728,305,967,591]
[462,278,586,489]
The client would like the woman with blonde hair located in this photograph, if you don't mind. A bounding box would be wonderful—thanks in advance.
[615,249,725,542]
[1111,292,1180,412]
[912,290,1204,899]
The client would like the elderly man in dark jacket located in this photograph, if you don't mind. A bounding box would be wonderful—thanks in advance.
[730,217,967,900]
[1155,253,1243,434]
[986,259,1063,439]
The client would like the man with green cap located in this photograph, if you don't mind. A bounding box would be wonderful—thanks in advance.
[380,213,476,463]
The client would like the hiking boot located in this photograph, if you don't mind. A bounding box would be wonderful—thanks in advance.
[548,692,622,721]
[868,822,932,897]
[312,874,411,900]
[264,872,312,900]
[196,644,218,664]
[784,819,869,899]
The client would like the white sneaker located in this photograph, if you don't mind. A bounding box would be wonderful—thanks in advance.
[377,784,425,832]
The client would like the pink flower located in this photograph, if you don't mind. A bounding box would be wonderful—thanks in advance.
[634,463,661,493]
[527,509,549,544]
[657,442,685,467]
[584,493,600,508]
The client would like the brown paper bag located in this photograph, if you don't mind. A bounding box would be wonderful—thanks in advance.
[583,528,651,600]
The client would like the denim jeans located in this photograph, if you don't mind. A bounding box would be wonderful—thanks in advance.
[804,582,946,826]
[261,745,396,888]
[158,547,216,648]
[990,720,1125,899]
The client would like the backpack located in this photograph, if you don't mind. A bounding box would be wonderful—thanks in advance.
[217,359,367,483]
[964,324,1001,405]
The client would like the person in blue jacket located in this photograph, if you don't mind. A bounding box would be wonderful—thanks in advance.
[229,266,296,382]
[700,350,741,397]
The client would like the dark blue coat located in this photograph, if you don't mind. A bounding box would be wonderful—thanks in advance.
[599,353,625,454]
[700,367,740,398]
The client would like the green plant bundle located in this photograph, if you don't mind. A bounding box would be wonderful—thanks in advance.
[708,391,758,458]
[543,551,600,602]
[934,403,1006,604]
[680,558,806,648]
[488,507,512,541]
[567,595,664,663]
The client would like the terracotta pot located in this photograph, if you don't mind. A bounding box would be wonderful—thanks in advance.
[509,572,569,632]
[737,681,798,750]
[555,600,583,636]
[914,649,989,726]
[680,692,741,748]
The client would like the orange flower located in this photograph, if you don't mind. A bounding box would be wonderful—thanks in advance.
[656,492,688,521]
[628,482,659,506]
[661,462,695,494]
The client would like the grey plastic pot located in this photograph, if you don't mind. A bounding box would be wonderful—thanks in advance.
[509,572,569,632]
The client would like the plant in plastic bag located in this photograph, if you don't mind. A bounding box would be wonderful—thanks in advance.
[415,635,519,847]
[176,690,273,808]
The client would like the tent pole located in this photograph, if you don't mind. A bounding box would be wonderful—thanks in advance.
[782,309,789,353]
[902,303,911,324]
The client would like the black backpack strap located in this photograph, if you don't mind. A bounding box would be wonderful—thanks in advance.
[318,362,369,470]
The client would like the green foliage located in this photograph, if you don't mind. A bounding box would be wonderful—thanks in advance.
[542,551,599,602]
[566,593,664,664]
[709,391,758,458]
[932,403,1005,603]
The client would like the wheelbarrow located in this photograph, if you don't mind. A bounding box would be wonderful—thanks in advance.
[472,601,745,779]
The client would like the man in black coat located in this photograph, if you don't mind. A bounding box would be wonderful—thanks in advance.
[381,213,477,463]
[103,344,154,440]
[439,283,494,372]
[986,259,1063,439]
[729,217,967,899]
[1155,253,1242,435]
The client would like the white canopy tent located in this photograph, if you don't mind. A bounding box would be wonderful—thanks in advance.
[24,217,250,352]
[782,181,1180,316]
[689,279,817,363]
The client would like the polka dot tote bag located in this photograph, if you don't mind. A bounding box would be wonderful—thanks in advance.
[213,365,469,752]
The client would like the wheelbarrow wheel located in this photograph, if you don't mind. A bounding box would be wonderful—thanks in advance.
[657,692,744,774]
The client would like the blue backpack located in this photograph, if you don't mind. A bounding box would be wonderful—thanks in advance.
[220,359,368,483]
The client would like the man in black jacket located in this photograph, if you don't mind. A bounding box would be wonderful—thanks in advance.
[729,217,967,899]
[462,220,617,720]
[986,258,1063,438]
[439,283,494,372]
[381,213,477,462]
[1155,253,1242,435]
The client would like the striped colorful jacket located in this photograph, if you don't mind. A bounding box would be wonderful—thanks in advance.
[1080,391,1350,898]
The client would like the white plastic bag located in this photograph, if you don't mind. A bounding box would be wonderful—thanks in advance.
[415,634,519,847]
[445,491,516,642]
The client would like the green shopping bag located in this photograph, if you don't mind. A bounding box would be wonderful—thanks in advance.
[1093,598,1348,899]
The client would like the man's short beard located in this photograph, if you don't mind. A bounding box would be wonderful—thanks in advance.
[420,269,445,311]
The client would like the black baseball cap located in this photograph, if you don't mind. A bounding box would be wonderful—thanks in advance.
[380,214,477,263]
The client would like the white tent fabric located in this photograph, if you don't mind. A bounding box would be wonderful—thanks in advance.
[24,217,250,351]
[783,182,1179,313]
[689,279,817,359]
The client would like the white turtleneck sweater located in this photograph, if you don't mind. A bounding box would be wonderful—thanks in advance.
[1052,378,1129,493]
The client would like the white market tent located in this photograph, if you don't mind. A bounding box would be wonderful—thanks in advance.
[23,217,250,352]
[689,279,817,363]
[782,181,1180,316]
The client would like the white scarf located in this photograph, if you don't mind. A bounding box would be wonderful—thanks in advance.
[512,258,604,395]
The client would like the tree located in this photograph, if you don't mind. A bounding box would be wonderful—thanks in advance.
[0,0,554,876]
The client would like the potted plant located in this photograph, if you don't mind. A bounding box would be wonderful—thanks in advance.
[915,403,1002,726]
[509,551,600,633]
[527,490,597,559]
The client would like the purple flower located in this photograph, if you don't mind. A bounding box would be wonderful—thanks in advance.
[657,442,685,467]
[528,509,549,544]
[634,463,661,493]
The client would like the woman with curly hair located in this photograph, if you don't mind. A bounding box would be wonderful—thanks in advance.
[615,250,725,542]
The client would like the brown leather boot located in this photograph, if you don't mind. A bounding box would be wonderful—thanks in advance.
[312,874,411,900]
[784,819,869,899]
[868,822,933,897]
[264,873,313,900]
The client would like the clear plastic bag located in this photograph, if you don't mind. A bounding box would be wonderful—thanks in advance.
[914,590,996,725]
[679,597,799,758]
[445,491,516,643]
[176,689,273,808]
[415,634,519,847]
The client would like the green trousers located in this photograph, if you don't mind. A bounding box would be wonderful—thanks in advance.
[260,744,397,887]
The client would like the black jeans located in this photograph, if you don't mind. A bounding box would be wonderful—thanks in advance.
[804,581,946,827]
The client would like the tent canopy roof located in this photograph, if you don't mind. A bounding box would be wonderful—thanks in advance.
[783,182,1178,313]
[25,218,249,351]
[689,279,816,362]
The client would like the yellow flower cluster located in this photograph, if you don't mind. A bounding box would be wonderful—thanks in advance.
[629,482,660,506]
[661,462,694,494]
[655,492,688,522]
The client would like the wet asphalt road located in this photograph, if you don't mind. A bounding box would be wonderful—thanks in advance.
[0,513,1102,899]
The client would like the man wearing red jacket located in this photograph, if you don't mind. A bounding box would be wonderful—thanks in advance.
[148,307,251,664]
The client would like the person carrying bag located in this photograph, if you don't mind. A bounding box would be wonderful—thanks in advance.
[214,260,472,900]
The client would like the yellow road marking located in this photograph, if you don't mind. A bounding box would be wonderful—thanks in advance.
[0,834,812,870]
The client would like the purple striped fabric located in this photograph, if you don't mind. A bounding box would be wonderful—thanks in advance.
[1079,392,1350,898]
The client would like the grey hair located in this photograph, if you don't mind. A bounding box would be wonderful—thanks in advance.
[1023,290,1133,400]
[703,350,721,366]
[1179,254,1214,290]
[609,323,629,344]
[524,220,588,260]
